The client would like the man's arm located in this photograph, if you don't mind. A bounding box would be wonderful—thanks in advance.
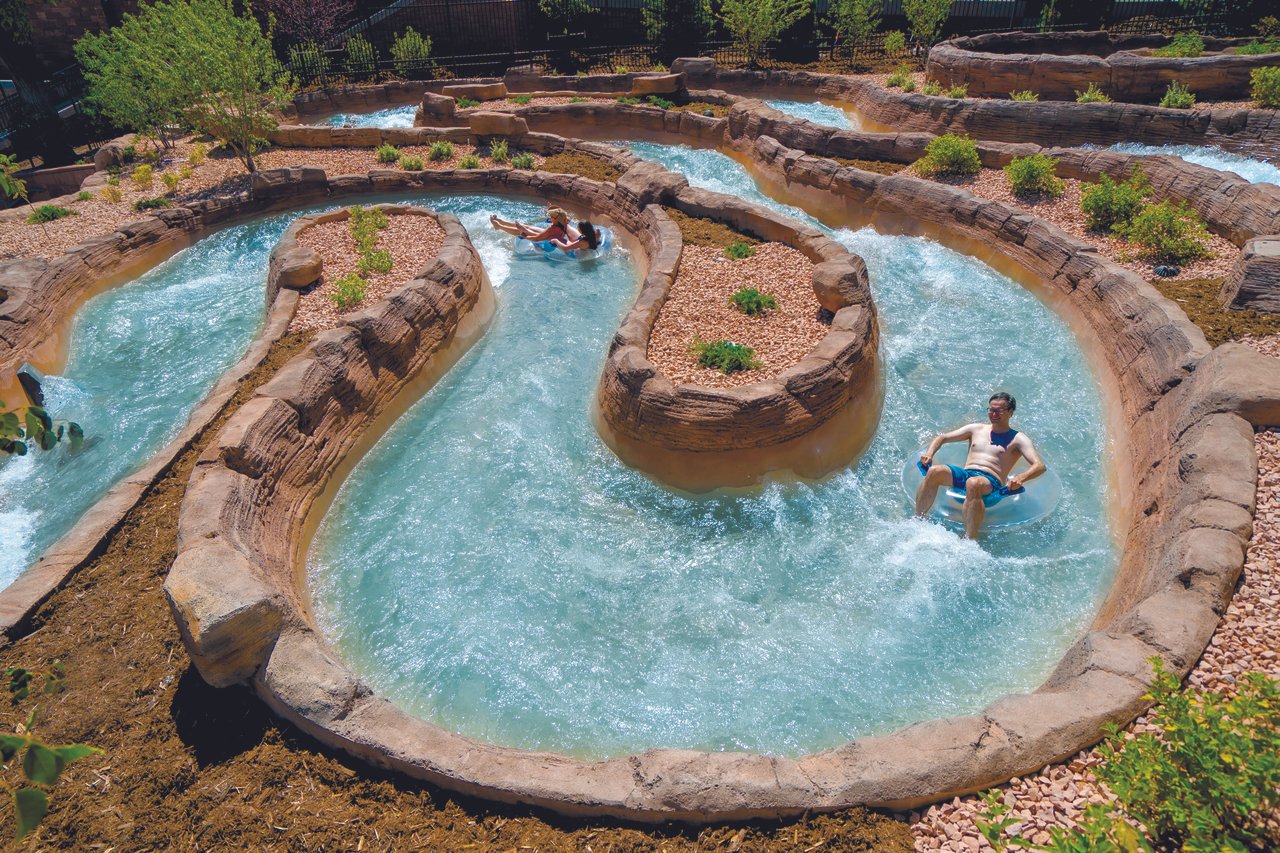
[1008,435,1047,490]
[920,425,975,466]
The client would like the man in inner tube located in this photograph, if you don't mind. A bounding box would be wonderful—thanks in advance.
[914,392,1046,539]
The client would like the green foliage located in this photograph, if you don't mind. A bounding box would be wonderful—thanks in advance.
[616,96,642,104]
[646,95,675,109]
[0,403,84,456]
[902,0,950,44]
[357,250,393,275]
[188,141,207,167]
[921,81,942,96]
[729,287,777,315]
[716,0,812,67]
[25,205,76,224]
[100,184,122,203]
[344,34,377,75]
[1009,89,1039,101]
[829,0,881,44]
[914,133,981,177]
[1236,39,1280,55]
[488,139,509,162]
[161,170,181,194]
[724,241,756,259]
[76,190,93,202]
[288,41,329,76]
[691,338,762,373]
[121,144,137,162]
[1259,15,1280,39]
[901,77,916,93]
[641,0,713,60]
[511,152,536,169]
[883,30,906,55]
[945,84,968,98]
[511,94,533,105]
[427,140,453,161]
[539,0,594,35]
[1081,166,1150,232]
[0,154,28,208]
[1076,82,1112,103]
[615,65,629,74]
[458,154,481,169]
[886,63,912,88]
[1003,153,1064,198]
[456,97,480,108]
[330,273,367,310]
[1251,66,1280,108]
[569,96,588,103]
[1117,200,1211,264]
[131,162,153,190]
[391,27,433,76]
[1153,32,1204,58]
[348,204,389,254]
[1159,80,1196,109]
[376,143,400,164]
[133,197,173,210]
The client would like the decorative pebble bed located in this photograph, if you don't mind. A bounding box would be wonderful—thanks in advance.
[459,96,617,112]
[292,211,445,333]
[646,242,823,388]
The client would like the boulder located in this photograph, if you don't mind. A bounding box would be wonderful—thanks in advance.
[93,141,129,171]
[274,246,323,290]
[442,82,507,101]
[630,73,687,97]
[419,92,457,123]
[469,111,529,137]
[1220,235,1280,313]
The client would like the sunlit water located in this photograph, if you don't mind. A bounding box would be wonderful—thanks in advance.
[1106,142,1280,185]
[0,221,279,586]
[322,106,418,128]
[764,99,855,129]
[308,164,1116,758]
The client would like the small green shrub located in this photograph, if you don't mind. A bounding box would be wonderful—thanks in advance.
[1081,166,1151,232]
[357,250,394,275]
[133,197,172,211]
[488,139,509,162]
[921,81,942,96]
[1009,89,1039,101]
[915,133,981,177]
[76,191,93,202]
[646,95,674,109]
[376,144,401,164]
[456,97,479,108]
[1160,80,1196,109]
[569,96,588,103]
[1076,82,1112,103]
[1236,39,1280,55]
[883,30,906,55]
[330,273,368,310]
[390,27,433,76]
[398,155,425,171]
[653,62,668,72]
[348,204,389,254]
[344,34,378,75]
[886,63,912,88]
[427,140,454,161]
[724,241,756,259]
[161,171,181,194]
[1117,200,1211,264]
[458,154,481,169]
[187,141,207,168]
[511,152,536,169]
[142,148,161,166]
[512,94,532,105]
[1153,32,1204,58]
[121,143,137,162]
[1251,66,1280,108]
[901,78,917,93]
[615,65,629,74]
[945,84,968,98]
[616,96,641,105]
[131,163,154,190]
[729,287,777,315]
[1003,153,1064,198]
[100,185,122,203]
[26,205,76,224]
[691,338,761,374]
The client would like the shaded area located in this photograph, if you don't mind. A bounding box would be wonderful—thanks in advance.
[1150,277,1280,347]
[538,152,623,182]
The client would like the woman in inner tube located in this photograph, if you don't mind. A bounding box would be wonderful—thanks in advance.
[490,207,576,243]
[549,220,599,255]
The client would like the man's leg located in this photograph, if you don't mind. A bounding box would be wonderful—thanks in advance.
[962,474,994,539]
[914,464,954,517]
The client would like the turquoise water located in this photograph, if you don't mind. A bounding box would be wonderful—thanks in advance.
[1107,142,1280,185]
[323,106,418,128]
[764,99,855,130]
[308,171,1117,758]
[0,220,280,586]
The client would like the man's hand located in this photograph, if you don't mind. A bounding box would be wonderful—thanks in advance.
[1008,474,1025,491]
[920,454,932,468]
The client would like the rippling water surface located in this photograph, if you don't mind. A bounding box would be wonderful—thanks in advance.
[323,106,418,128]
[763,99,856,129]
[1106,142,1280,185]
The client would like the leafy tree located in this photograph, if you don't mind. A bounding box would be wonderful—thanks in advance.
[717,0,813,66]
[264,0,354,45]
[539,0,594,35]
[0,154,47,236]
[642,0,714,63]
[830,0,881,46]
[0,0,76,165]
[391,27,434,77]
[902,0,951,44]
[344,34,378,75]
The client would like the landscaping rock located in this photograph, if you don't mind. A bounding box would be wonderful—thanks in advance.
[1221,236,1280,313]
[468,111,529,137]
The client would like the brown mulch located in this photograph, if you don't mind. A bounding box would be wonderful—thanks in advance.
[460,96,615,112]
[292,212,445,333]
[672,101,732,117]
[833,156,907,175]
[1148,277,1280,347]
[665,207,759,249]
[538,152,623,182]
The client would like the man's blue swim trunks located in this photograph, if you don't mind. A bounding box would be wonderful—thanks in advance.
[947,465,1001,493]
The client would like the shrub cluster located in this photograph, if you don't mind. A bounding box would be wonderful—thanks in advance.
[331,273,367,310]
[26,205,76,224]
[724,241,756,259]
[616,96,642,105]
[511,152,536,170]
[921,81,943,96]
[729,287,777,316]
[1081,166,1150,232]
[1008,89,1039,101]
[1075,82,1112,103]
[131,163,154,190]
[1252,66,1280,108]
[691,338,761,374]
[458,154,480,169]
[332,206,394,311]
[390,27,432,76]
[1116,200,1212,264]
[76,190,93,202]
[511,94,533,105]
[914,133,981,177]
[188,142,207,168]
[133,197,172,211]
[376,144,400,164]
[1236,39,1280,55]
[428,140,454,161]
[489,140,509,163]
[945,84,968,98]
[886,63,913,88]
[455,97,479,109]
[646,95,675,109]
[883,30,907,55]
[1003,153,1064,198]
[1152,32,1205,58]
[398,154,425,171]
[1159,80,1196,109]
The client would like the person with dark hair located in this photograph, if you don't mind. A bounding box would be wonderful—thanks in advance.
[914,391,1046,539]
[490,207,573,243]
[550,220,599,254]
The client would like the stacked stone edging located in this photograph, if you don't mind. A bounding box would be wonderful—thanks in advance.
[929,31,1277,102]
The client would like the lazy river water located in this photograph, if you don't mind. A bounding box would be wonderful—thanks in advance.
[1105,142,1280,185]
[764,99,856,129]
[307,165,1116,758]
[323,106,418,128]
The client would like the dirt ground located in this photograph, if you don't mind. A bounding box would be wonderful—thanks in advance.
[538,152,623,183]
[664,208,758,249]
[0,334,912,850]
[1149,277,1280,347]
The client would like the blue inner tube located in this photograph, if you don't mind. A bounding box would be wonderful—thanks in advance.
[901,446,1061,531]
[513,226,614,262]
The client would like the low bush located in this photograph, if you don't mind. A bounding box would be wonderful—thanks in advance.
[161,171,181,194]
[427,140,454,161]
[1252,66,1280,108]
[488,139,508,162]
[357,250,394,275]
[1117,200,1212,264]
[886,63,912,88]
[511,152,535,169]
[511,94,532,105]
[330,273,367,310]
[1236,39,1280,55]
[121,143,137,162]
[130,163,154,190]
[883,30,906,55]
[1009,89,1039,101]
[1081,166,1150,232]
[914,133,981,177]
[1159,80,1196,109]
[348,204,388,254]
[616,96,641,105]
[344,34,378,75]
[76,190,93,202]
[391,27,433,76]
[901,78,917,93]
[724,241,756,259]
[398,155,425,171]
[615,65,629,74]
[1153,32,1204,58]
[100,185,122,203]
[26,205,76,224]
[646,95,674,109]
[729,287,777,315]
[187,142,207,168]
[458,154,480,169]
[691,338,761,374]
[1076,82,1112,103]
[569,96,588,103]
[945,84,968,98]
[1003,153,1064,198]
[376,144,400,164]
[133,197,172,211]
[921,81,942,96]
[456,97,479,108]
